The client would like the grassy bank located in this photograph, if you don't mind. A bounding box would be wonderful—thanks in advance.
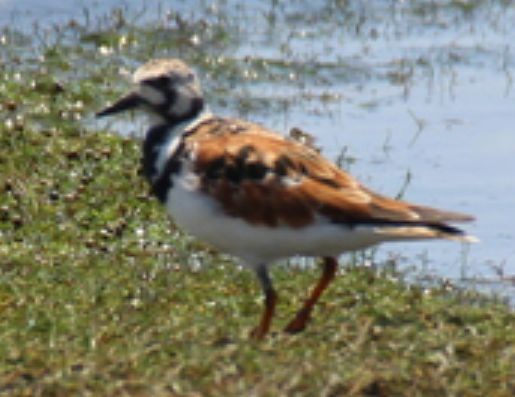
[1,66,514,397]
[1,3,515,396]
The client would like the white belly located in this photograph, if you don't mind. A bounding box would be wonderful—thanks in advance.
[165,171,383,267]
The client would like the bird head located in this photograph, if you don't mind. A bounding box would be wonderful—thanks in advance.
[97,58,204,124]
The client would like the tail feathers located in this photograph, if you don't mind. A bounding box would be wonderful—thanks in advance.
[408,204,475,223]
[374,222,478,243]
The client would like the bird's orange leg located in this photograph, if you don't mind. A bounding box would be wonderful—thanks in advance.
[250,265,277,339]
[284,257,338,334]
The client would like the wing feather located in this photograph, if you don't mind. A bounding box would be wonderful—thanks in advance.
[185,117,474,229]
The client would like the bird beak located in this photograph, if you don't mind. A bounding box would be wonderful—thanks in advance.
[96,92,143,118]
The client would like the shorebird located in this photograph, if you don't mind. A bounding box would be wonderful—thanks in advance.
[97,58,476,338]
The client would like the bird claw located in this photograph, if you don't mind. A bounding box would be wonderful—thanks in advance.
[284,308,310,334]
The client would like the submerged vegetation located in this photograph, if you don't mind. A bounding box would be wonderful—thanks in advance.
[1,1,514,395]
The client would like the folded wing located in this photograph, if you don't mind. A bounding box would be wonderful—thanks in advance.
[185,117,475,242]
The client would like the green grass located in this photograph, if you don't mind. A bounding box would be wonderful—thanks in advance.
[1,2,515,396]
[1,69,514,397]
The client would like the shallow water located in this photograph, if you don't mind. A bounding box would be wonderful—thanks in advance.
[2,0,514,294]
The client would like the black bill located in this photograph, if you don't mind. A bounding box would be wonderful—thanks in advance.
[96,92,142,118]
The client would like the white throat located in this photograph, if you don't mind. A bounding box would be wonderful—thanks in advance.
[152,108,213,181]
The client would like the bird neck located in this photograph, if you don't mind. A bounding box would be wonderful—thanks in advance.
[142,100,211,184]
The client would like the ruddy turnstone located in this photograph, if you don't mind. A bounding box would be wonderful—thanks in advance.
[97,58,476,338]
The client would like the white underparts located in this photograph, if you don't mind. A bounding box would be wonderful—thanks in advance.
[166,168,389,267]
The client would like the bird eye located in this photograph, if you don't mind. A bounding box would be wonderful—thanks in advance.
[155,76,171,86]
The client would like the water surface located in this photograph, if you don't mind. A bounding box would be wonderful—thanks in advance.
[2,0,514,295]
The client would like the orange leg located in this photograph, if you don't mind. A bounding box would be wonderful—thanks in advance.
[250,266,277,339]
[284,257,338,334]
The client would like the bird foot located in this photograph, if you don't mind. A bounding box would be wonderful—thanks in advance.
[284,308,310,334]
[249,325,268,340]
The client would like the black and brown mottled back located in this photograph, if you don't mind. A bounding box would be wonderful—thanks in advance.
[181,117,473,232]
